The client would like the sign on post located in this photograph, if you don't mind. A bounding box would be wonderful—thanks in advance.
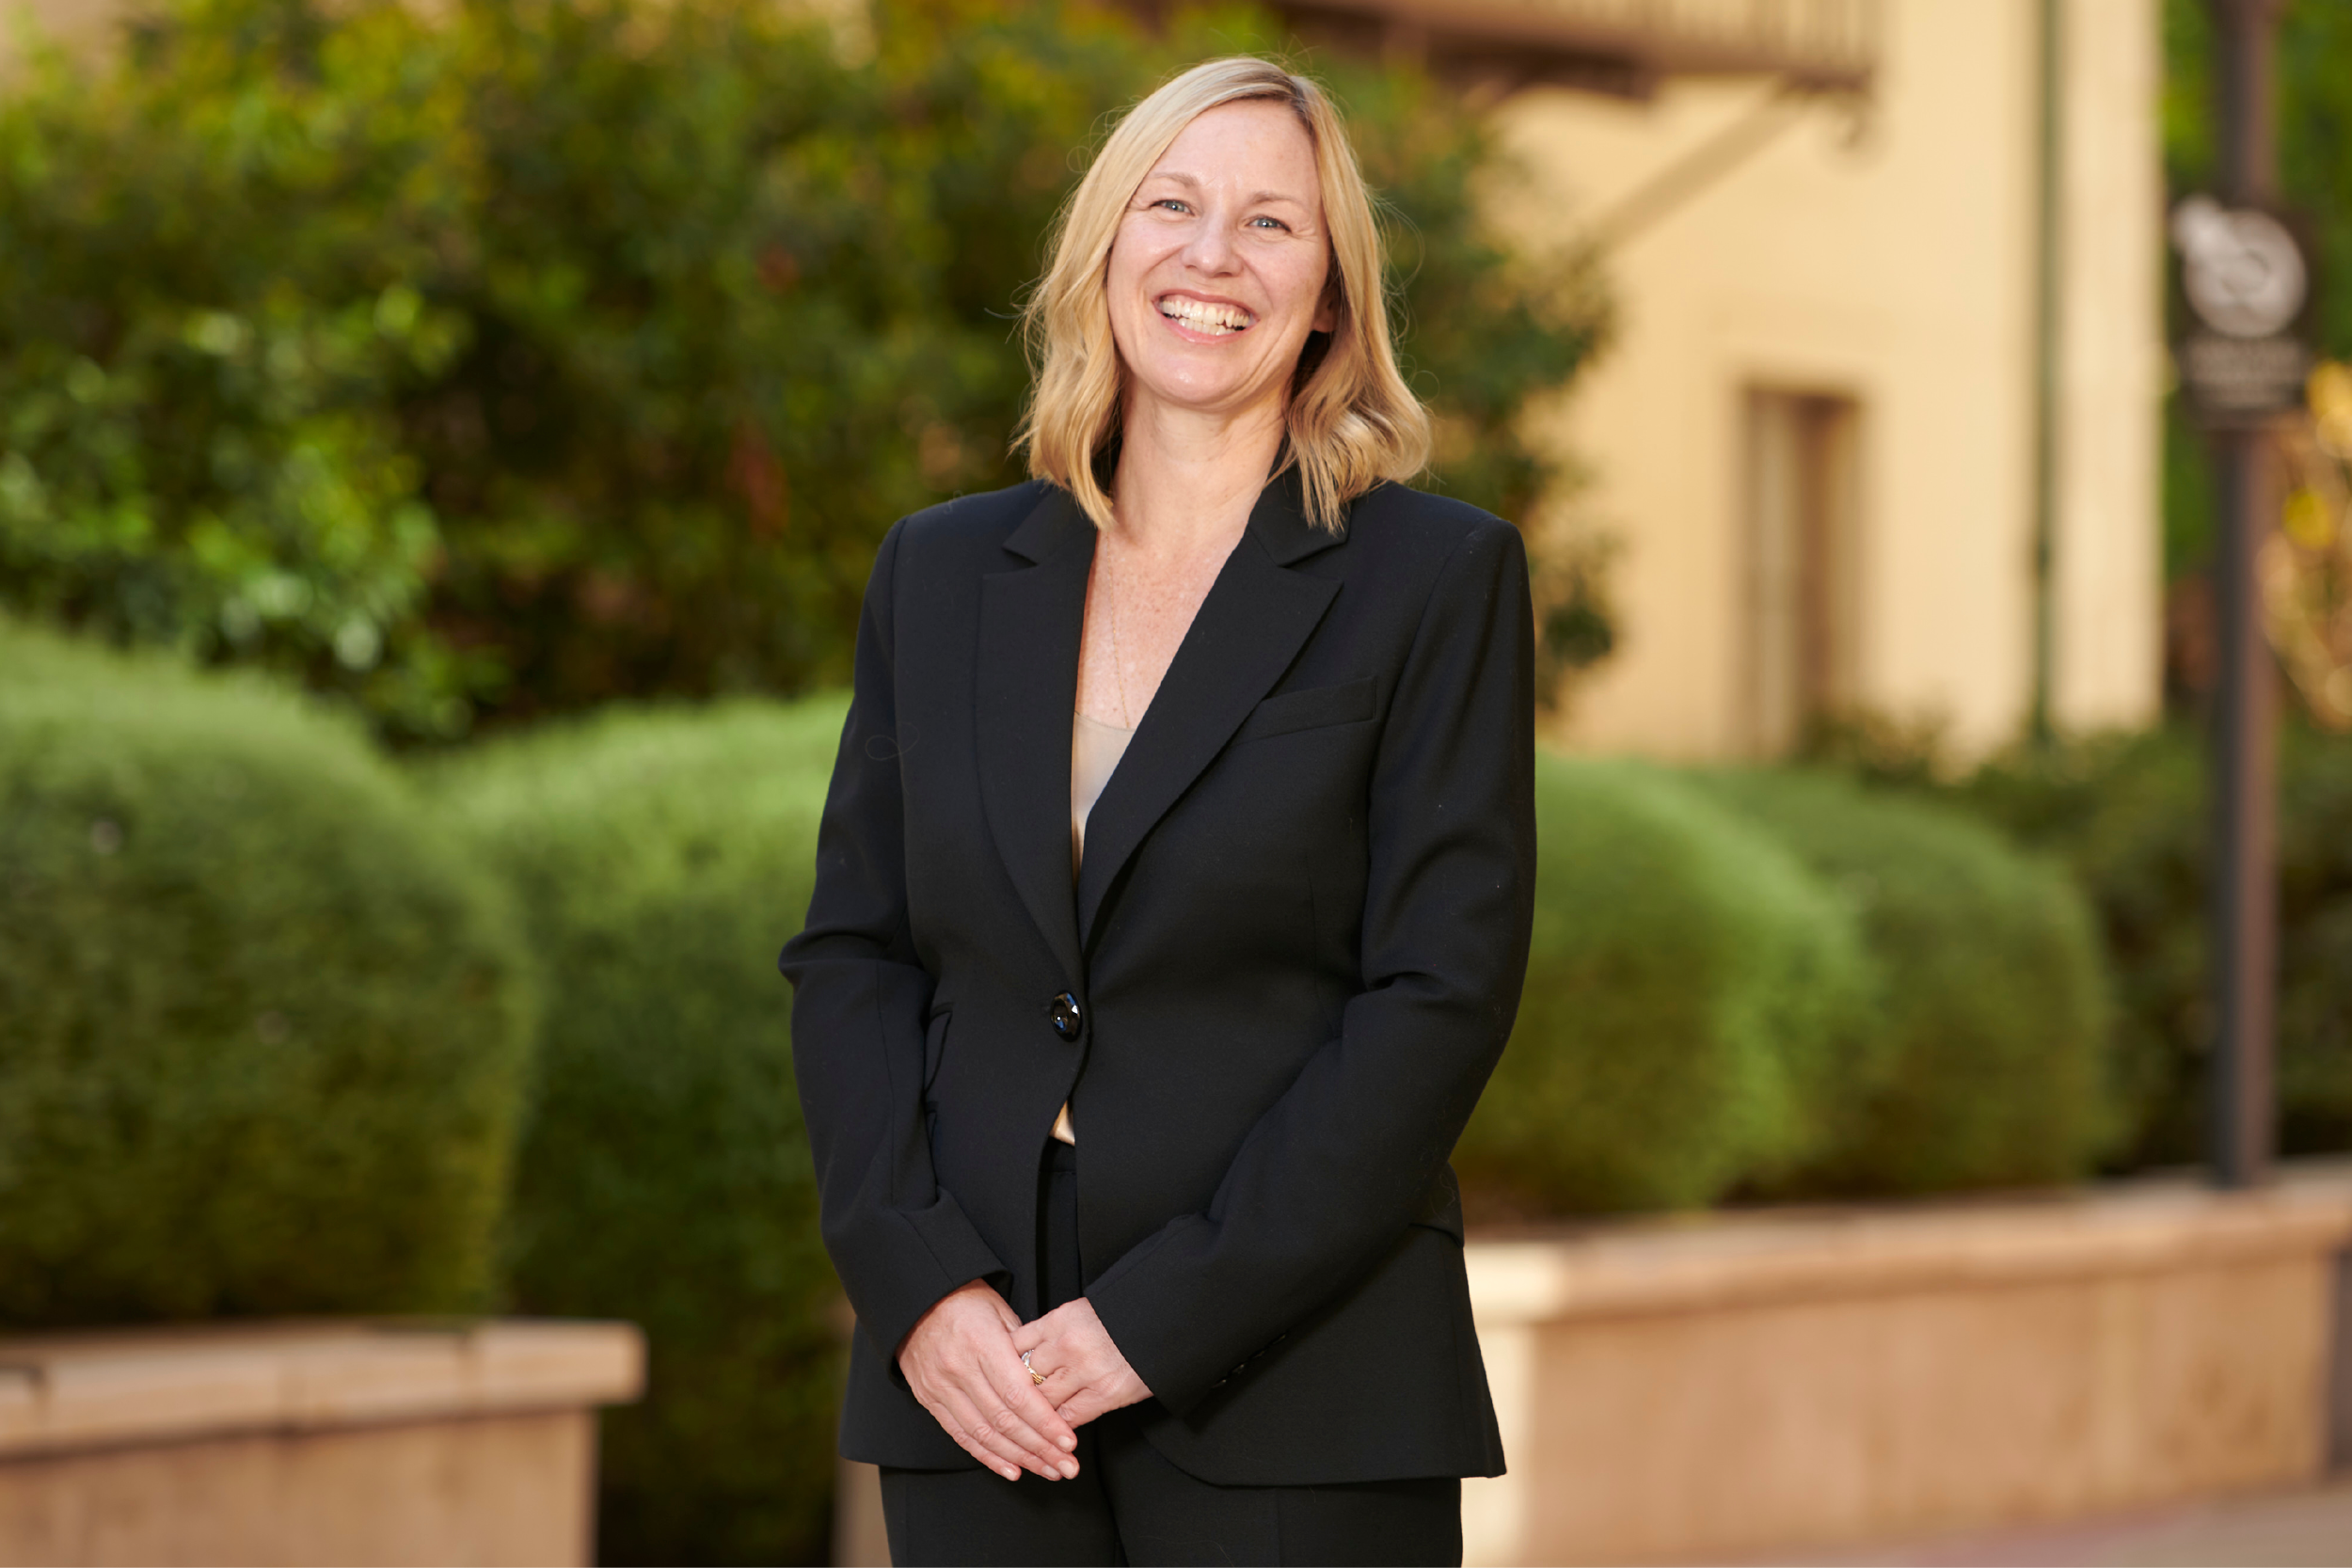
[2171,195,2311,426]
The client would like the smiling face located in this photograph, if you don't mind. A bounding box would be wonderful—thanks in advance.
[1104,98,1337,434]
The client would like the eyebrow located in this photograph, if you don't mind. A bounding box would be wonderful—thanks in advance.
[1144,170,1312,207]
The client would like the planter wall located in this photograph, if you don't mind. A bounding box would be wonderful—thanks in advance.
[1463,1169,2352,1565]
[0,1321,643,1567]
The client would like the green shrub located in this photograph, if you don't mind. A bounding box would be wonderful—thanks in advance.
[0,616,535,1324]
[1699,769,2113,1195]
[1951,725,2352,1166]
[433,697,846,1567]
[1456,755,1875,1214]
[2279,732,2352,1151]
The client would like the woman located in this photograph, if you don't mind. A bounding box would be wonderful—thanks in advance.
[780,55,1534,1566]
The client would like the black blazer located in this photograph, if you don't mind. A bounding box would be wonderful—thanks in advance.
[779,471,1536,1485]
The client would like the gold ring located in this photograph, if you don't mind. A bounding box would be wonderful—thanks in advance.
[1022,1352,1045,1386]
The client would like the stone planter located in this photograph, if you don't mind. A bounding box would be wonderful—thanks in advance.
[1463,1167,2352,1565]
[826,1172,2352,1565]
[0,1320,643,1567]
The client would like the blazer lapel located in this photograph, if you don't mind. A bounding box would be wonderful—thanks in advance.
[1075,474,1346,945]
[977,486,1095,984]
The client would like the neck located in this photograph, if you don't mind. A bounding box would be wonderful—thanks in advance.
[1109,389,1285,557]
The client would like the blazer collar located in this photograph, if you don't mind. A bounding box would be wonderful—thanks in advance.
[975,472,1351,974]
[1245,464,1351,566]
[1001,481,1095,565]
[977,487,1095,983]
[1000,466,1352,566]
[1073,505,1339,946]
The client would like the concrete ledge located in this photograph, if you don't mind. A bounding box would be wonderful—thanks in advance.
[1463,1166,2352,1566]
[0,1320,643,1459]
[1469,1169,2352,1325]
[0,1321,644,1567]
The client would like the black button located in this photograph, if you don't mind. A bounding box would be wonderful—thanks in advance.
[1048,991,1083,1041]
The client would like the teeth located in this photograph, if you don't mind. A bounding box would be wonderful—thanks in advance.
[1157,297,1254,334]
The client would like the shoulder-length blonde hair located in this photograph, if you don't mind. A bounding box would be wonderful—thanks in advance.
[1014,56,1431,533]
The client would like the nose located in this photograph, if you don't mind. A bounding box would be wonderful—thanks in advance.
[1183,215,1238,277]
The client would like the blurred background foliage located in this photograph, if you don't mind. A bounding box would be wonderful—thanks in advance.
[0,619,535,1326]
[1696,769,2112,1197]
[1805,710,2352,1177]
[1948,725,2352,1171]
[433,699,847,1567]
[2158,0,2352,699]
[1458,756,1880,1216]
[0,0,1607,741]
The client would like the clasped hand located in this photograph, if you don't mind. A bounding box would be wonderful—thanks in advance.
[898,1281,1151,1481]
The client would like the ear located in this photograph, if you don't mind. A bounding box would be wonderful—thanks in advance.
[1312,276,1340,335]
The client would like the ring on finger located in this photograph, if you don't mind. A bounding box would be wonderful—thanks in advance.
[1022,1351,1046,1386]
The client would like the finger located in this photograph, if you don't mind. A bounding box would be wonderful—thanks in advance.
[943,1317,1073,1469]
[947,1356,1073,1477]
[1053,1363,1146,1431]
[987,1403,1076,1480]
[922,1400,1025,1483]
[927,1376,1051,1481]
[1040,1368,1091,1417]
[943,1387,1060,1481]
[952,1425,1024,1482]
[1010,1319,1048,1355]
[1021,1356,1075,1413]
[983,1351,1081,1459]
[971,1375,1078,1478]
[979,1336,1079,1444]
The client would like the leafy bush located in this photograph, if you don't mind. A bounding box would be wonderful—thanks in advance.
[1951,724,2352,1167]
[0,0,1609,738]
[0,615,535,1325]
[0,0,485,735]
[1700,769,2113,1195]
[433,697,847,1567]
[1455,756,1874,1214]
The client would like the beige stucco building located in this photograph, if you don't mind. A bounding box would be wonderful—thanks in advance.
[1292,0,2164,758]
[1453,0,2165,759]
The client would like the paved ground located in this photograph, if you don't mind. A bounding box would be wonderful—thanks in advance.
[1775,1482,2352,1566]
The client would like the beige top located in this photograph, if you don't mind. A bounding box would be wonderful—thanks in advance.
[1055,710,1135,1145]
[1072,709,1134,867]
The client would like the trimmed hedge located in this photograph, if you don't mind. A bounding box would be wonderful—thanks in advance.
[1455,755,1876,1213]
[1699,769,2114,1195]
[433,697,847,1568]
[1952,725,2352,1166]
[0,617,536,1324]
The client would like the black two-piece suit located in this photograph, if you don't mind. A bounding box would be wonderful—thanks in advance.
[780,469,1536,1495]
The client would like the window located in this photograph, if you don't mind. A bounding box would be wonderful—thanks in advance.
[1740,388,1863,757]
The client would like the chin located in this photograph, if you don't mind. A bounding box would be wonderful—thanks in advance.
[1128,354,1287,416]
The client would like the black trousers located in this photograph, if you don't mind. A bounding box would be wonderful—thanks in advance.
[879,1143,1462,1568]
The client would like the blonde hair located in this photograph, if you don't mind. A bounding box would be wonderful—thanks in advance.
[1014,56,1431,533]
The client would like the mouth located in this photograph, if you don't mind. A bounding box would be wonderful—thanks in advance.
[1156,294,1256,336]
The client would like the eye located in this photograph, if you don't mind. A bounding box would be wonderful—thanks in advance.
[1248,215,1291,231]
[1152,198,1192,214]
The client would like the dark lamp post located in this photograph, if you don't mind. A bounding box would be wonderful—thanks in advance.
[2181,0,2302,1188]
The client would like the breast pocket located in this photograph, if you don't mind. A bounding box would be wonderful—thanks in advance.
[1232,675,1378,744]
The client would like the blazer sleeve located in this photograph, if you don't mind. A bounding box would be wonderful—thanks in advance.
[1083,517,1537,1416]
[778,519,1009,1370]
